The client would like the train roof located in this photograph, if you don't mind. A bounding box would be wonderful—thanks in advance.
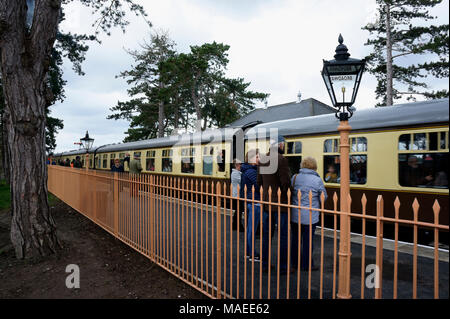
[54,99,448,157]
[54,128,241,156]
[246,98,449,139]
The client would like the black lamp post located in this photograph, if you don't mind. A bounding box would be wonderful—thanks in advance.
[80,131,94,169]
[322,34,365,120]
[321,34,365,299]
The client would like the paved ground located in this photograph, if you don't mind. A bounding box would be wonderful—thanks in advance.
[120,190,449,299]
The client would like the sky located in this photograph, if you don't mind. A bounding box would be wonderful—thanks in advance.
[52,0,449,153]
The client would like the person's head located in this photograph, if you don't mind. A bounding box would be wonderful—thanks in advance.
[114,159,120,167]
[270,135,285,152]
[245,149,259,165]
[233,158,242,171]
[301,156,318,171]
[327,164,335,173]
[408,156,418,168]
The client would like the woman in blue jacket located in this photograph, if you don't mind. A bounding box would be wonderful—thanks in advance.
[291,156,327,271]
[239,149,260,262]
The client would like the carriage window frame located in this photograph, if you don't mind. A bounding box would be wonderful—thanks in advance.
[202,146,214,176]
[398,130,449,189]
[146,150,156,172]
[102,154,108,168]
[161,149,173,173]
[286,141,302,155]
[285,140,303,176]
[181,147,195,174]
[323,136,368,185]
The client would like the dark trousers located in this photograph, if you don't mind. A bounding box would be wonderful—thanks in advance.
[291,222,318,270]
[262,211,289,272]
[231,198,244,228]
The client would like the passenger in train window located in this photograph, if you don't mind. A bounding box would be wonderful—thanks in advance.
[231,159,245,232]
[240,149,261,261]
[400,155,433,187]
[111,159,124,172]
[324,164,338,183]
[74,156,83,168]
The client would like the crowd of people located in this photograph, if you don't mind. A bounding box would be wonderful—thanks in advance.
[230,136,327,274]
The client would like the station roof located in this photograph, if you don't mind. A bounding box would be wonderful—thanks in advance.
[226,98,335,128]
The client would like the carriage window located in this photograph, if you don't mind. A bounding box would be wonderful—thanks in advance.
[399,153,448,188]
[119,153,125,165]
[203,147,213,175]
[413,133,427,150]
[429,132,438,151]
[323,155,367,184]
[287,141,302,154]
[162,149,172,172]
[324,139,339,153]
[181,147,195,174]
[399,134,411,150]
[440,131,447,150]
[351,137,367,152]
[134,151,141,158]
[286,141,302,175]
[217,149,226,172]
[323,136,368,185]
[109,153,116,167]
[102,154,108,168]
[146,150,156,171]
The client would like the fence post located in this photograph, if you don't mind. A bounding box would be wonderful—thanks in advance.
[114,172,119,236]
[375,195,384,299]
[216,182,222,299]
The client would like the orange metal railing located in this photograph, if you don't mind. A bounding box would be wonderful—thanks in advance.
[47,165,449,299]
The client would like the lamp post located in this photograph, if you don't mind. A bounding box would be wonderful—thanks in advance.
[322,34,365,299]
[80,131,94,171]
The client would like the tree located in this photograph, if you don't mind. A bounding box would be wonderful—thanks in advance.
[362,0,449,106]
[108,31,176,139]
[110,40,268,142]
[0,0,147,259]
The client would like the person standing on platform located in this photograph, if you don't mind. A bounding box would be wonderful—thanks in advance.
[258,135,292,274]
[231,159,245,232]
[291,156,327,271]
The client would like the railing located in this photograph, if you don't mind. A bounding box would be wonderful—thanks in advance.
[47,165,449,299]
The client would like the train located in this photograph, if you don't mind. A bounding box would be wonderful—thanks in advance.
[52,98,449,243]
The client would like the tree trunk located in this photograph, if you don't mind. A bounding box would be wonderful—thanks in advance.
[385,2,394,106]
[158,100,165,138]
[191,81,202,132]
[1,114,10,183]
[0,0,61,259]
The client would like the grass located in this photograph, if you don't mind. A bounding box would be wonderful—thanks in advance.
[0,179,59,212]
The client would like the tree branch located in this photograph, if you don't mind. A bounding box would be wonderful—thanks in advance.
[392,51,414,59]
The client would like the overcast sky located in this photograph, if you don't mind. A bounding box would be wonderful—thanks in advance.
[52,0,449,153]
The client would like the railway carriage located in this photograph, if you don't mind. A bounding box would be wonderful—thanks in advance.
[52,98,448,242]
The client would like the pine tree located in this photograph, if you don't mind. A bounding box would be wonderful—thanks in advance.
[362,0,449,106]
[0,0,147,259]
[108,31,176,139]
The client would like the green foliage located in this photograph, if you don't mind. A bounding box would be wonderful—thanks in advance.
[109,36,269,142]
[362,0,449,105]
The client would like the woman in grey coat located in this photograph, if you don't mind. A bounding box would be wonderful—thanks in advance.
[291,156,327,271]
